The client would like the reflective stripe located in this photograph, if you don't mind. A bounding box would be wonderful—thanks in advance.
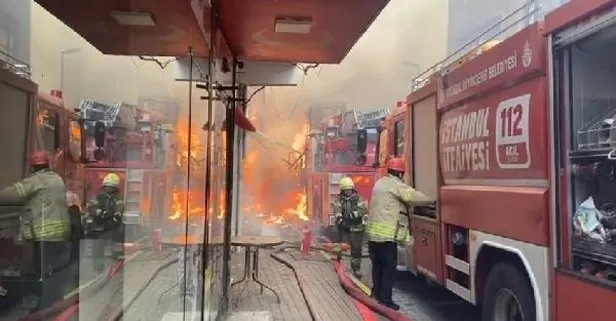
[366,221,410,243]
[14,183,26,197]
[366,221,397,238]
[22,220,70,240]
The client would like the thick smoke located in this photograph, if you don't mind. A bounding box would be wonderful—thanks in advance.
[241,0,448,235]
[27,0,448,236]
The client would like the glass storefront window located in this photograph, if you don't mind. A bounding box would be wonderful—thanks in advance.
[0,1,225,320]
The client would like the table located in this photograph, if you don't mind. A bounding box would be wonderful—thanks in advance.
[158,234,225,318]
[231,235,284,303]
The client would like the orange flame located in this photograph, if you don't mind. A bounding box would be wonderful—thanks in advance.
[168,118,206,221]
[168,186,206,220]
[241,122,310,227]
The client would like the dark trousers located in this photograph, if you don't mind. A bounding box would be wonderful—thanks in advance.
[368,241,397,303]
[336,229,363,271]
[89,226,124,274]
[30,241,76,310]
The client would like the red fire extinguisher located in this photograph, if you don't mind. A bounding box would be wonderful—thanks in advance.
[301,226,312,255]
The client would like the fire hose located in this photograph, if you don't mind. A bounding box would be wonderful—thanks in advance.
[99,255,178,321]
[333,260,414,321]
[18,256,127,321]
[15,237,147,321]
[53,243,174,321]
[270,244,415,321]
[48,250,143,321]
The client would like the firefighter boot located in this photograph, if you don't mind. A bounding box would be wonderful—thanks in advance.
[351,257,362,278]
[333,243,343,261]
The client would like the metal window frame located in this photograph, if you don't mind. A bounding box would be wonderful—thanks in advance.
[553,6,616,47]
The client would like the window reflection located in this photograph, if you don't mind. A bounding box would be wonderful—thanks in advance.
[394,120,405,157]
[68,120,81,160]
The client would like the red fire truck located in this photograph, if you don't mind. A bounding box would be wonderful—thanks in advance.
[304,108,387,232]
[369,1,616,321]
[33,90,85,211]
[80,98,176,233]
[0,64,91,310]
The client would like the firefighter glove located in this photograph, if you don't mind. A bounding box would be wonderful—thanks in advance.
[351,210,360,219]
[335,214,344,227]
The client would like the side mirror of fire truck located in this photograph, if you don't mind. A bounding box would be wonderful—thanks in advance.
[356,129,368,154]
[356,129,368,166]
[372,125,383,168]
[93,121,106,161]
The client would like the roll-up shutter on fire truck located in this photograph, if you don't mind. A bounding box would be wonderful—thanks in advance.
[412,96,438,200]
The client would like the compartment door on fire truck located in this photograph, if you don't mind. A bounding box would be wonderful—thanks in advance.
[328,173,343,226]
[124,169,144,225]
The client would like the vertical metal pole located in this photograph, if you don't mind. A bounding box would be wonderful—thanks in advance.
[221,58,237,314]
[199,7,216,321]
[233,86,247,236]
[182,48,194,321]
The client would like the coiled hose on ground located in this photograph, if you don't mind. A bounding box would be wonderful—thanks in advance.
[270,243,415,321]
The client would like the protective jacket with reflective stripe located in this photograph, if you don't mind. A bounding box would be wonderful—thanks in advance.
[331,192,368,232]
[86,190,124,232]
[2,170,71,241]
[366,174,431,244]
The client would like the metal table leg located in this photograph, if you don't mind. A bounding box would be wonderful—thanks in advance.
[231,246,251,287]
[250,248,280,303]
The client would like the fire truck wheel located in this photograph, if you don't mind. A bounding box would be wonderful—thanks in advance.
[481,263,535,321]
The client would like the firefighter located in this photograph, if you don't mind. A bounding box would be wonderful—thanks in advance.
[331,176,368,278]
[0,151,73,311]
[366,157,432,310]
[86,173,124,273]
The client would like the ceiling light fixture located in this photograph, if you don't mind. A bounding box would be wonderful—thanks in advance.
[111,11,156,27]
[274,16,312,34]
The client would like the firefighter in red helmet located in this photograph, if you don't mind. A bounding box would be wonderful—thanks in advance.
[365,157,432,310]
[0,151,73,311]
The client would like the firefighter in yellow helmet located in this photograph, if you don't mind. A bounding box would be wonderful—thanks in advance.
[366,158,433,310]
[331,176,368,278]
[0,151,72,311]
[85,173,125,273]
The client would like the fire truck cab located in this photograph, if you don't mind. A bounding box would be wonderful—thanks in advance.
[305,108,386,232]
[0,67,92,309]
[34,90,85,210]
[80,99,175,233]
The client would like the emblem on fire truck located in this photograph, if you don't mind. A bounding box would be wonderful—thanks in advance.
[522,40,532,68]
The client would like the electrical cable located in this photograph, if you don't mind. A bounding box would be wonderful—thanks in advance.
[137,56,177,70]
[245,86,265,105]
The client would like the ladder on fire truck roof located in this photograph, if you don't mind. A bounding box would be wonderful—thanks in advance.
[0,49,31,80]
[410,0,541,92]
[354,108,391,129]
[79,99,139,131]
